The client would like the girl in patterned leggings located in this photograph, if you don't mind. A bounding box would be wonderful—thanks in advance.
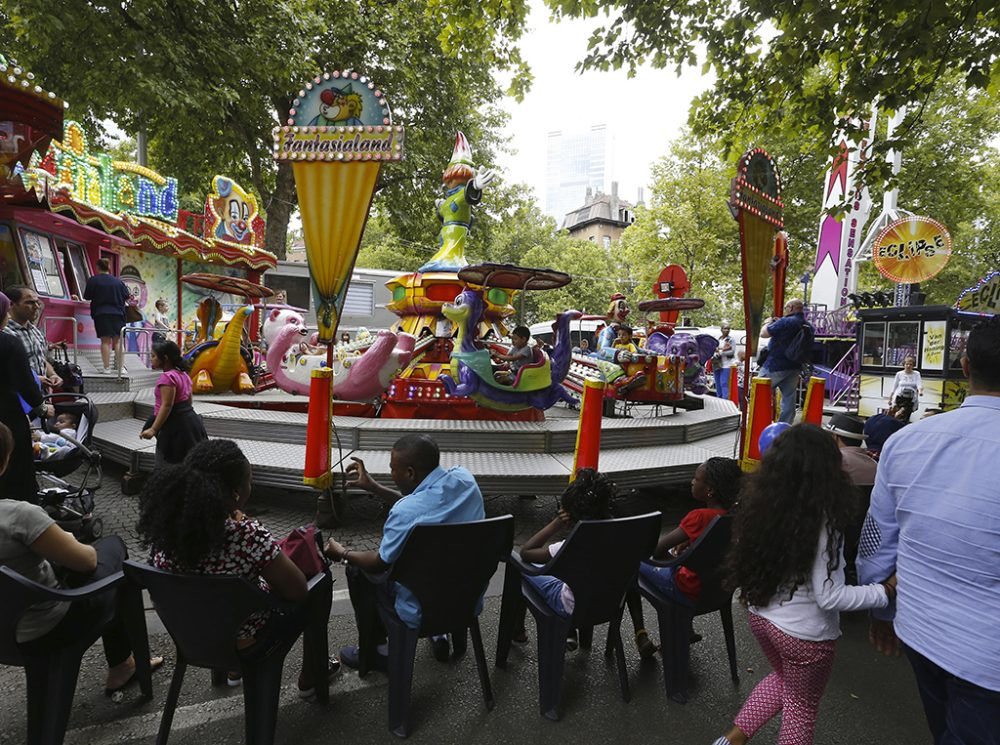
[711,425,896,745]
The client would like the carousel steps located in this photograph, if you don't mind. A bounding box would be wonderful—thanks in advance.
[88,389,741,496]
[102,392,740,453]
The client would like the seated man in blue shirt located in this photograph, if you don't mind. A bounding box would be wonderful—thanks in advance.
[858,315,1000,743]
[324,434,485,673]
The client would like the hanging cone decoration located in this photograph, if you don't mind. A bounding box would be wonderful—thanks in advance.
[273,70,405,343]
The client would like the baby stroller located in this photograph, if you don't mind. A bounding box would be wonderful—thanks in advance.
[32,392,103,543]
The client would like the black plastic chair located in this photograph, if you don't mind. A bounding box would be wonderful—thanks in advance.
[495,512,661,721]
[638,514,738,703]
[0,566,153,745]
[373,515,514,738]
[123,561,332,745]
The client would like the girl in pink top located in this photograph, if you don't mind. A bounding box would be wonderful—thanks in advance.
[141,340,207,464]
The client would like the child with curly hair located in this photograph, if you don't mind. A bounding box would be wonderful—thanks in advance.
[137,439,335,696]
[711,425,895,745]
[517,469,653,653]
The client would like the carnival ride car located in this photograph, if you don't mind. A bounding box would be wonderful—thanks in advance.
[563,293,718,411]
[180,273,270,394]
[438,264,579,412]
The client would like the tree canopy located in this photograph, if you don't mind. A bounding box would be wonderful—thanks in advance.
[545,1,1000,179]
[0,0,524,259]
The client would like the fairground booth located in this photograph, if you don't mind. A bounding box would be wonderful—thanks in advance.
[855,305,981,417]
[0,55,275,355]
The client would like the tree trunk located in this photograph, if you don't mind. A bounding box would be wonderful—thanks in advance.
[263,162,296,261]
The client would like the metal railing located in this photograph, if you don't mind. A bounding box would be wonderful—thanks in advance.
[829,343,860,410]
[115,326,191,379]
[40,316,79,364]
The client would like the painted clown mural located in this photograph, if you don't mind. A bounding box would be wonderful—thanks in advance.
[206,176,259,246]
[307,84,364,126]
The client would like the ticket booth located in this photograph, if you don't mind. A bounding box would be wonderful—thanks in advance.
[856,305,983,417]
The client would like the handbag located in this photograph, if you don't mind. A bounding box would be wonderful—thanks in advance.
[49,345,84,393]
[278,525,328,577]
[124,304,143,323]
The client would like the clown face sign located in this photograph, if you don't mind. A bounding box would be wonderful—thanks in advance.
[206,176,259,246]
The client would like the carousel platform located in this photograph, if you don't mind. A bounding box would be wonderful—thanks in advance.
[86,383,741,497]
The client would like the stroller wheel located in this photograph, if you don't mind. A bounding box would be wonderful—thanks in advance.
[86,517,104,541]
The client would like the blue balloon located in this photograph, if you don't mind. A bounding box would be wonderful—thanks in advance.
[758,421,792,455]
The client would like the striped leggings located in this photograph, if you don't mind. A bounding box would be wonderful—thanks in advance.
[734,613,837,745]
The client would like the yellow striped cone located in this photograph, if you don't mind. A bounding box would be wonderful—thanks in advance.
[293,161,381,343]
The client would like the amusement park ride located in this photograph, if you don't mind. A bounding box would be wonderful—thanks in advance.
[3,54,993,503]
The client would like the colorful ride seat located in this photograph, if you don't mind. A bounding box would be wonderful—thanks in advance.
[451,346,553,393]
[510,346,549,389]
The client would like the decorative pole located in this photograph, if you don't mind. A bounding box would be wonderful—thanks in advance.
[272,71,404,501]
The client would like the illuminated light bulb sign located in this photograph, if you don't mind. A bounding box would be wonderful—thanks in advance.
[873,216,952,284]
[956,271,1000,314]
[204,175,263,248]
[38,121,179,223]
[272,71,405,163]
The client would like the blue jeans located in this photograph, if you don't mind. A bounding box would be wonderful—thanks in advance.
[759,366,799,424]
[905,646,1000,745]
[523,574,571,618]
[713,367,729,399]
[638,563,693,607]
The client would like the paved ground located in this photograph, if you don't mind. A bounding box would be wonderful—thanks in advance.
[1,463,933,744]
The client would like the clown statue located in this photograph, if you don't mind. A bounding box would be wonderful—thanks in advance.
[596,292,633,362]
[308,84,364,126]
[418,132,496,273]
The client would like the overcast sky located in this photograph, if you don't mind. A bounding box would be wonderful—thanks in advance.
[495,1,713,210]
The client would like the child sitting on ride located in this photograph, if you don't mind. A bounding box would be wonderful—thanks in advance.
[32,412,80,461]
[612,326,649,363]
[491,325,534,385]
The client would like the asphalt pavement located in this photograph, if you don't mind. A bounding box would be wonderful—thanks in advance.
[0,463,930,744]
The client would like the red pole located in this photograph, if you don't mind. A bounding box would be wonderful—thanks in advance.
[303,367,333,489]
[571,379,606,480]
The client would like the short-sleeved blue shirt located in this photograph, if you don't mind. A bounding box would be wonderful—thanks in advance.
[379,466,485,628]
[763,312,805,372]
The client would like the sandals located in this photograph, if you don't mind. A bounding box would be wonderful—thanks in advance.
[105,656,164,700]
[635,629,659,659]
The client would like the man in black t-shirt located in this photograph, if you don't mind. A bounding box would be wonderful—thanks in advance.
[83,258,130,374]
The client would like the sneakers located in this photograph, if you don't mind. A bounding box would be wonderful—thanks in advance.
[297,655,341,699]
[565,629,579,652]
[635,628,659,659]
[430,635,450,662]
[226,671,242,687]
[711,738,732,745]
[338,644,387,674]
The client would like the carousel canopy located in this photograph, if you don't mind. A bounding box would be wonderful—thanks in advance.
[181,273,275,299]
[458,262,571,291]
[637,297,706,313]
